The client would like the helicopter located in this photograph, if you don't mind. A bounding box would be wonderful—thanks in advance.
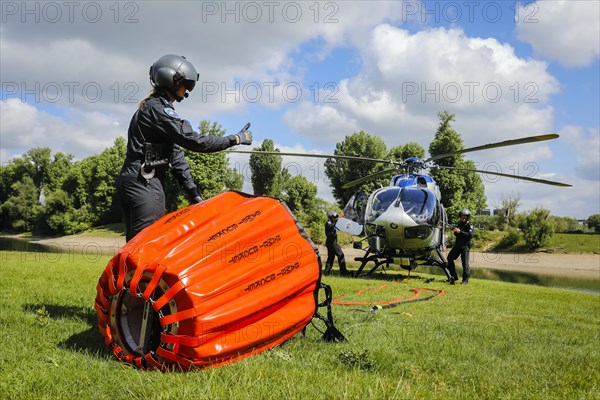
[230,133,571,279]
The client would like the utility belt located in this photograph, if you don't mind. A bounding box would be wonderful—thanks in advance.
[140,142,171,182]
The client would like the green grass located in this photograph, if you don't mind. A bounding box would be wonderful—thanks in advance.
[546,233,600,254]
[474,231,600,254]
[70,223,126,238]
[1,250,599,399]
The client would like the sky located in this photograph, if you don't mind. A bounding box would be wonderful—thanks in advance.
[1,0,599,219]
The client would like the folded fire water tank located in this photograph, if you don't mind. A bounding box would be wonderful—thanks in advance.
[94,191,326,371]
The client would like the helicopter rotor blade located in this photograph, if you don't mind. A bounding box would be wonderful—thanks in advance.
[436,165,572,187]
[227,150,394,164]
[425,134,559,163]
[341,167,400,189]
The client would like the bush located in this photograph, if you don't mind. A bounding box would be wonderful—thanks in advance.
[471,215,498,231]
[495,227,521,250]
[522,208,554,250]
[586,214,600,233]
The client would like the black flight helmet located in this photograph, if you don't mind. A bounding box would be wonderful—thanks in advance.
[149,54,199,101]
[328,211,339,220]
[459,209,471,219]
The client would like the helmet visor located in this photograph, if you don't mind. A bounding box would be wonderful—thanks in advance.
[183,79,196,92]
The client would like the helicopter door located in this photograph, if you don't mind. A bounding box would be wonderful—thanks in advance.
[336,191,366,236]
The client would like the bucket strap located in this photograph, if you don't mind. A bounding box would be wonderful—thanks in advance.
[314,282,346,342]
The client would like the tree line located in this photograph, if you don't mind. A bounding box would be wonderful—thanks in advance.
[2,112,597,246]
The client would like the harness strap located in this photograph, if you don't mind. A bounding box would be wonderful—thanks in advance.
[156,346,194,369]
[103,259,118,296]
[116,253,128,291]
[160,307,197,326]
[153,280,185,311]
[142,263,167,300]
[314,282,346,342]
[161,332,201,347]
[129,259,158,295]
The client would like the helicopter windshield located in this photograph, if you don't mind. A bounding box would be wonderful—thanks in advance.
[366,187,401,221]
[399,188,439,225]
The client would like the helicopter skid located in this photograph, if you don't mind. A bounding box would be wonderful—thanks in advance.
[352,247,452,279]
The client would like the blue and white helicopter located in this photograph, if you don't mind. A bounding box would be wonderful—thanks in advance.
[232,134,571,278]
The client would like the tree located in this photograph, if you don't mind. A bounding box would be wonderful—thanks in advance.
[497,193,521,228]
[522,208,554,249]
[283,175,317,225]
[307,197,339,245]
[39,189,90,235]
[249,139,284,197]
[324,131,389,207]
[23,147,52,188]
[429,111,486,221]
[586,214,600,233]
[81,137,126,225]
[387,142,426,161]
[2,176,41,231]
[550,216,585,233]
[223,166,244,192]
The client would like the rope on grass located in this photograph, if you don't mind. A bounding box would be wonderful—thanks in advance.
[332,282,445,313]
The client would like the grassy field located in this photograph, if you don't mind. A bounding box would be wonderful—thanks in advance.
[546,233,600,254]
[471,230,600,254]
[1,250,599,399]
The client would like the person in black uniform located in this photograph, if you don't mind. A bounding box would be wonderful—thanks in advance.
[324,211,349,276]
[117,54,252,242]
[447,208,474,285]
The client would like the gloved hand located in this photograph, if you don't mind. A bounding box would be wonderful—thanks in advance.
[188,187,202,204]
[236,129,252,145]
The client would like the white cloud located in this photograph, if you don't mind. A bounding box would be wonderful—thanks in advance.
[482,124,599,218]
[559,125,600,182]
[0,99,123,162]
[0,1,404,116]
[284,25,559,150]
[516,1,600,67]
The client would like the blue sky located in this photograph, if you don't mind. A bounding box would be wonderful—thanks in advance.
[1,1,598,219]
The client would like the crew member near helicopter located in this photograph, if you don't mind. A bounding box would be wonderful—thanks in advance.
[324,211,350,276]
[116,54,253,242]
[447,209,474,284]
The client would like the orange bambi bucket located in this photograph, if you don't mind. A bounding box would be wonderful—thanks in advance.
[95,191,325,370]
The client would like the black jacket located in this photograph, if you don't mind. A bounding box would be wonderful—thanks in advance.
[453,220,474,248]
[119,93,237,194]
[325,220,338,245]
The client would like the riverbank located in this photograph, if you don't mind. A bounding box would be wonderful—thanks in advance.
[3,233,597,281]
[319,246,600,280]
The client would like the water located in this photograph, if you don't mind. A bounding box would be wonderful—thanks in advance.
[0,237,64,253]
[417,265,600,295]
[2,237,598,294]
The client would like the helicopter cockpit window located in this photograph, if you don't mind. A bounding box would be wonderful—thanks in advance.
[366,187,401,221]
[342,191,367,224]
[399,188,439,225]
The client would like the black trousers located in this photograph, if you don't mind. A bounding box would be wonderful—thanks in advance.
[325,241,347,275]
[447,245,471,281]
[116,174,165,242]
